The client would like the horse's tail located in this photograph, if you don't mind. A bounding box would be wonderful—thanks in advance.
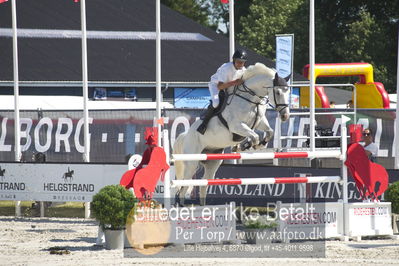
[172,132,186,181]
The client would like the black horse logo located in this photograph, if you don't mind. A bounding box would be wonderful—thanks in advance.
[0,166,5,181]
[62,167,74,182]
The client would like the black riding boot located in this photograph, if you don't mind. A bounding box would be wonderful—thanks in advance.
[197,105,215,135]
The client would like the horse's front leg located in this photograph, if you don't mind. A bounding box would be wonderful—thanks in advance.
[230,123,260,151]
[252,115,274,149]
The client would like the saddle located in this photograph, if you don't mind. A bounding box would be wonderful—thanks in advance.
[208,90,246,142]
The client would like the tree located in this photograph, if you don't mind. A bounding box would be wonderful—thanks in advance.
[338,10,388,85]
[161,0,214,29]
[237,0,398,92]
[165,0,254,35]
[314,0,398,91]
[164,0,398,92]
[237,0,303,59]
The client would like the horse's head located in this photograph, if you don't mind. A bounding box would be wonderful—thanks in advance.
[242,63,290,121]
[269,72,290,121]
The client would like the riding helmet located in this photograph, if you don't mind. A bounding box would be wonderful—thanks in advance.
[232,49,248,61]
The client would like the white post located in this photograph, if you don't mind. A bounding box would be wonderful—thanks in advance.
[395,24,399,169]
[40,201,45,217]
[11,0,20,162]
[80,0,90,218]
[11,0,22,217]
[340,116,349,204]
[162,129,171,209]
[229,0,234,58]
[84,202,90,219]
[80,0,90,163]
[309,0,315,154]
[155,0,162,146]
[341,115,349,237]
[273,116,281,166]
[15,200,21,217]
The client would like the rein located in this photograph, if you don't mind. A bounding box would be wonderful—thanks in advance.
[236,83,268,104]
[224,83,267,131]
[227,82,288,115]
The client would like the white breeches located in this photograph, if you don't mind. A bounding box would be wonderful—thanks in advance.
[209,83,220,108]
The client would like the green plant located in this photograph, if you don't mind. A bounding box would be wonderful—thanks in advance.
[243,215,278,229]
[91,185,137,230]
[385,181,399,214]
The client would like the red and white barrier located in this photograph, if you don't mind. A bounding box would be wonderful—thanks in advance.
[172,150,341,162]
[171,175,341,187]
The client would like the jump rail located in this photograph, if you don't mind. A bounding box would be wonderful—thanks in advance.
[171,175,341,187]
[172,150,341,162]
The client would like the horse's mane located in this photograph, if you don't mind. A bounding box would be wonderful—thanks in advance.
[242,63,275,81]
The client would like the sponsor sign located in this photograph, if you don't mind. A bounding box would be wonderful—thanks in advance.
[291,87,300,108]
[276,34,294,80]
[345,202,393,236]
[0,162,168,202]
[0,163,398,204]
[1,109,396,168]
[0,163,126,201]
[174,88,210,108]
[277,202,343,239]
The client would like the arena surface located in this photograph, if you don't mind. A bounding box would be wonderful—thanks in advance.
[0,216,398,266]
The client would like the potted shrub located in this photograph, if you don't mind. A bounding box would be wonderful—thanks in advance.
[385,181,399,234]
[243,214,278,244]
[91,185,137,249]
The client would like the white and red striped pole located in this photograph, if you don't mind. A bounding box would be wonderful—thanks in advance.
[172,150,341,162]
[171,175,341,188]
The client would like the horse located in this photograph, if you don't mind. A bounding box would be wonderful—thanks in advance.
[0,166,5,181]
[62,167,74,182]
[173,63,290,206]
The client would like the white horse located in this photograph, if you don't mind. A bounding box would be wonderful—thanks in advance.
[173,63,290,205]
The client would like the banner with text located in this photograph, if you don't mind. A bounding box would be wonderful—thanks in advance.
[0,109,397,168]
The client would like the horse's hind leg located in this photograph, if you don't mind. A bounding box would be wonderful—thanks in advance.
[177,161,198,206]
[199,160,223,206]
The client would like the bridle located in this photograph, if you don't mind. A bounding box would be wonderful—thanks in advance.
[226,81,289,114]
[268,85,289,115]
[221,78,289,131]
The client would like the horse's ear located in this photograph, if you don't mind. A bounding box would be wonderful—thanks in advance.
[284,74,291,82]
[273,72,279,86]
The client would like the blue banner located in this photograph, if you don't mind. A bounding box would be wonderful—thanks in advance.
[276,34,294,80]
[174,88,210,108]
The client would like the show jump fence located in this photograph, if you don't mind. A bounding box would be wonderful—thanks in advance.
[162,114,350,207]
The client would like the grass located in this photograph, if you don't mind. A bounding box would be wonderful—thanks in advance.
[0,201,86,218]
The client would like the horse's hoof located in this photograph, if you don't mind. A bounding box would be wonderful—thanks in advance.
[174,194,184,207]
[240,139,252,151]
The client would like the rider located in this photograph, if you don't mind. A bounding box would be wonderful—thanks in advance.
[197,49,248,134]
